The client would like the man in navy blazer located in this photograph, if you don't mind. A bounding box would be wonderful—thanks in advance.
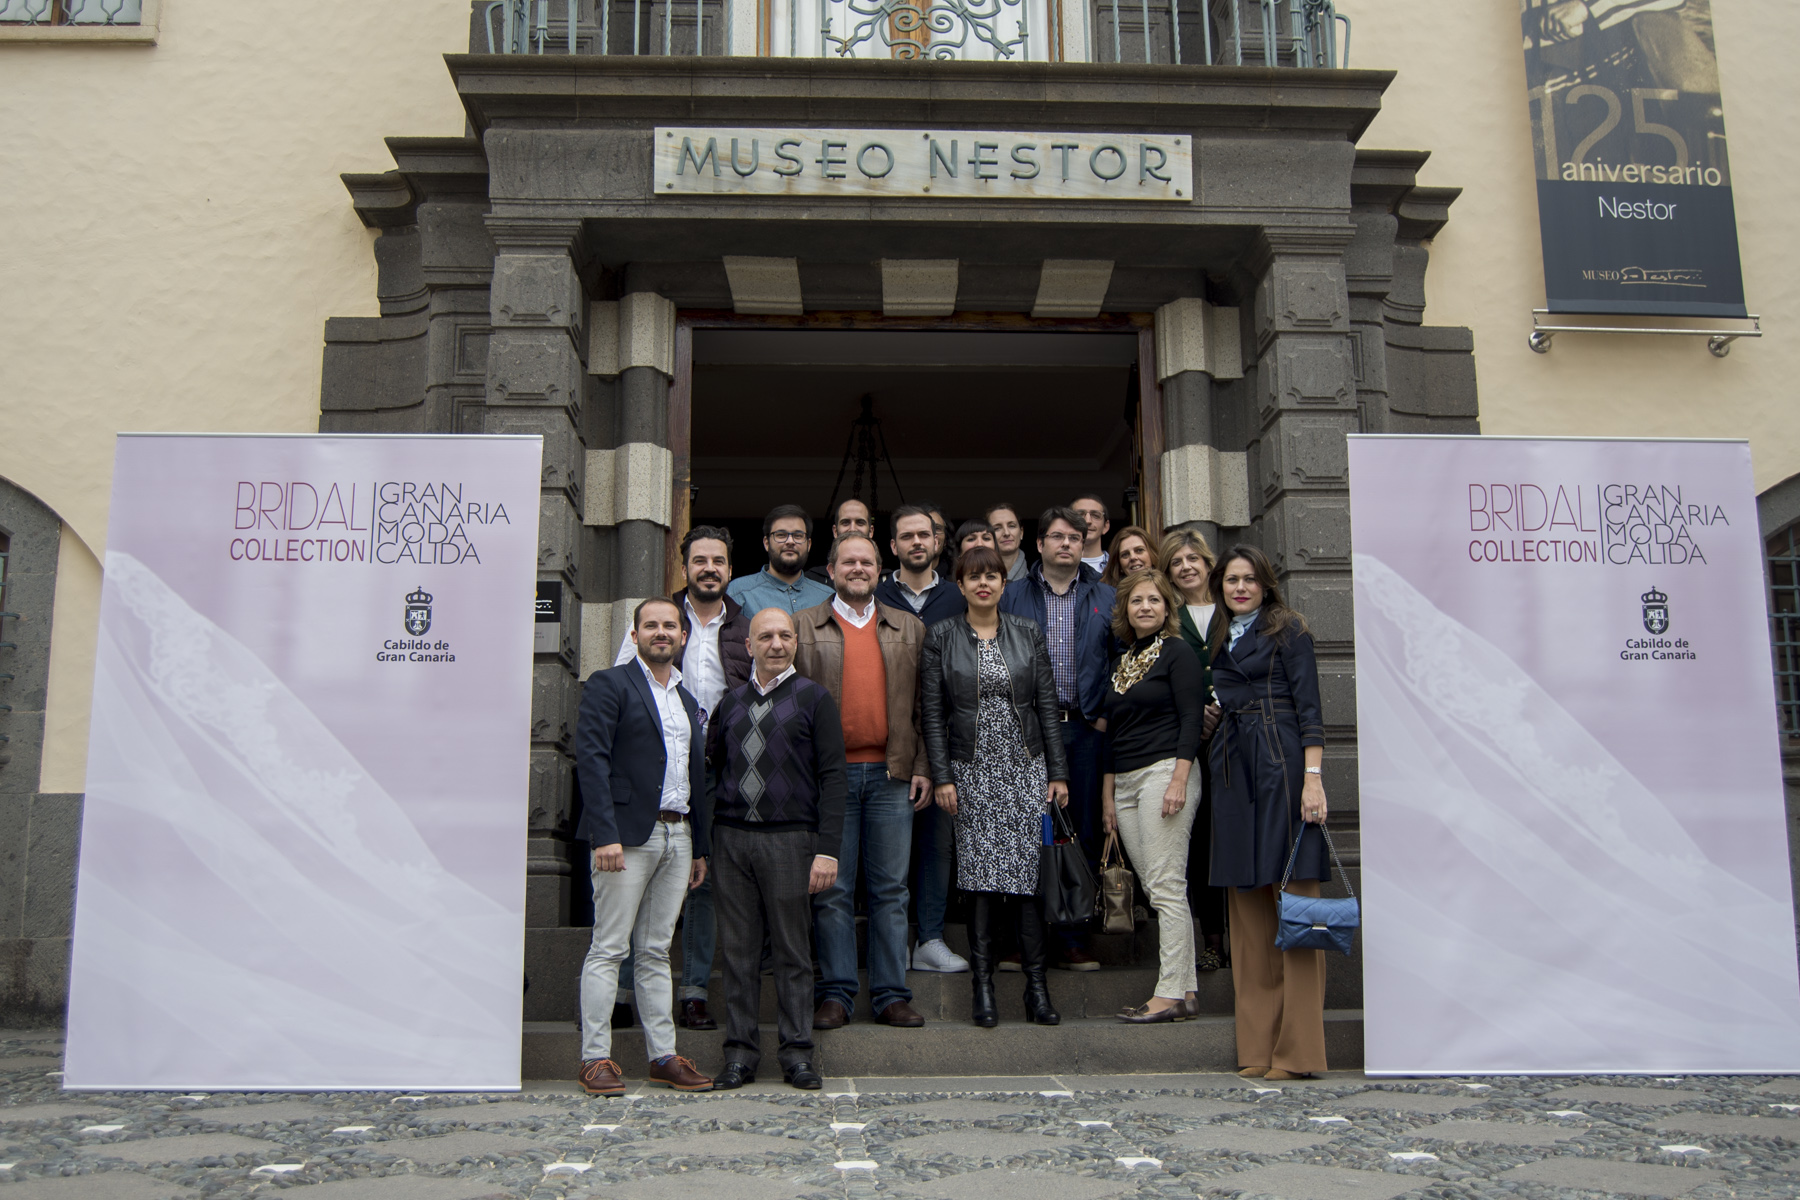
[574,597,714,1095]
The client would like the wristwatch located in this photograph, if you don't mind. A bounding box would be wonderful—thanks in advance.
[1304,766,1322,775]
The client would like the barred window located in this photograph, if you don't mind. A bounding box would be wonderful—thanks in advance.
[0,0,142,23]
[1768,523,1800,739]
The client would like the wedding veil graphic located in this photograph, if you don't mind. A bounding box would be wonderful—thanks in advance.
[64,552,520,1089]
[1354,550,1800,1073]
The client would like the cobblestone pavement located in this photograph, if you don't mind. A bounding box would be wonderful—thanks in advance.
[3,1028,1798,1199]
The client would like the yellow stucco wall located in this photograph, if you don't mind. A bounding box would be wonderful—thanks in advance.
[4,1,1797,793]
[0,2,473,791]
[1355,0,1799,486]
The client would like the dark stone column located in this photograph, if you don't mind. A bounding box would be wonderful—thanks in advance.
[1155,297,1246,551]
[485,220,589,930]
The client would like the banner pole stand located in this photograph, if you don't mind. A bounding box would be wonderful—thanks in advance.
[1528,310,1763,358]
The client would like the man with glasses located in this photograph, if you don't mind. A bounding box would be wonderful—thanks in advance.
[1071,494,1112,577]
[984,502,1031,582]
[728,504,834,618]
[999,506,1117,972]
[806,498,877,586]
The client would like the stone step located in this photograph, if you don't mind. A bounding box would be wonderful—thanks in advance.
[521,1010,1365,1080]
[526,930,1361,1023]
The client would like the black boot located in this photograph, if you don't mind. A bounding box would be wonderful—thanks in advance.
[969,893,999,1028]
[1018,897,1061,1026]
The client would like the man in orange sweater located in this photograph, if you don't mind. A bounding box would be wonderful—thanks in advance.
[794,533,932,1029]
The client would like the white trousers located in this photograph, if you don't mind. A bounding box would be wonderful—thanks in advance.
[1113,758,1200,999]
[578,820,692,1062]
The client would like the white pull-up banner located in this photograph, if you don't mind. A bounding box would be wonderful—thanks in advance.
[65,434,542,1091]
[1349,435,1800,1075]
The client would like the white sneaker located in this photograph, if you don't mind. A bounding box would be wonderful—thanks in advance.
[911,939,970,973]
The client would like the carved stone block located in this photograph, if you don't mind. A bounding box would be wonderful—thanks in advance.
[1259,335,1356,421]
[484,408,584,505]
[539,493,581,577]
[491,254,584,330]
[1282,573,1354,648]
[531,661,578,751]
[882,259,959,316]
[584,443,674,527]
[1315,656,1358,729]
[1263,416,1354,499]
[724,255,804,315]
[487,329,583,409]
[1032,259,1113,319]
[1265,495,1353,572]
[1256,261,1349,344]
[528,748,575,834]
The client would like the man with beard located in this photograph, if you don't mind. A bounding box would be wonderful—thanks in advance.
[875,504,966,628]
[707,608,845,1090]
[574,598,713,1095]
[795,534,933,1029]
[728,504,834,617]
[806,497,877,586]
[611,525,750,1031]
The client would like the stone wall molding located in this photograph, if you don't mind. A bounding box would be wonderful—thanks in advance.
[588,293,676,377]
[1155,298,1243,382]
[1032,260,1114,319]
[584,444,674,527]
[1160,444,1250,528]
[882,260,959,316]
[723,256,804,315]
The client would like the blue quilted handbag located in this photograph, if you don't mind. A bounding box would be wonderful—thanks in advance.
[1273,824,1359,956]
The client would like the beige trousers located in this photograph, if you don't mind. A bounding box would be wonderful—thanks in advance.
[1112,758,1200,999]
[1226,881,1328,1074]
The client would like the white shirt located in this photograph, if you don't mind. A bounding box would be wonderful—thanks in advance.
[636,656,691,813]
[832,594,877,629]
[1187,603,1216,640]
[752,664,797,696]
[1082,552,1109,575]
[890,569,940,613]
[616,596,728,723]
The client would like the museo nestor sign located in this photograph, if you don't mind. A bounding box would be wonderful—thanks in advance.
[654,127,1193,202]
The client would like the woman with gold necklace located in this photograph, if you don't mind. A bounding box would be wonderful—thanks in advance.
[1098,569,1206,1023]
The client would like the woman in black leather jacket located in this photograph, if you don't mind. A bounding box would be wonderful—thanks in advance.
[921,546,1070,1028]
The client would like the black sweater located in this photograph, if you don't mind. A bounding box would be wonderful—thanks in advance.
[706,674,848,860]
[1102,636,1205,774]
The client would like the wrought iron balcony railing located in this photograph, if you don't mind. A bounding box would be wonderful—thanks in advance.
[0,0,141,23]
[477,0,1347,66]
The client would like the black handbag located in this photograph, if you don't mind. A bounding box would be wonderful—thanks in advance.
[1273,824,1359,956]
[1036,802,1097,926]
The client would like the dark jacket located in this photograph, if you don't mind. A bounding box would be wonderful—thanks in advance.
[920,613,1071,786]
[998,562,1117,720]
[1208,613,1326,889]
[707,674,848,860]
[874,570,967,628]
[674,586,752,694]
[574,660,711,858]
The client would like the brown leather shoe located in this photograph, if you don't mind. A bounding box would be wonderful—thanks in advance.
[680,998,717,1030]
[876,1000,925,1028]
[579,1058,626,1095]
[647,1054,713,1091]
[813,1000,850,1030]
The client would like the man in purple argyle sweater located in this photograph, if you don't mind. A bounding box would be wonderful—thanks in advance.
[704,608,847,1090]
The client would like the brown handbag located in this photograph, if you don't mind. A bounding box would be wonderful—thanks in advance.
[1097,832,1137,934]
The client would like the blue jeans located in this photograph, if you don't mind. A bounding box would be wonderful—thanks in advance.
[913,801,956,943]
[813,763,914,1013]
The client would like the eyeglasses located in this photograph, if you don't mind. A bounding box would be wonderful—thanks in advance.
[1043,533,1083,546]
[769,531,809,544]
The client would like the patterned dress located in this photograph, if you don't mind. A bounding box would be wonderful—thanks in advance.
[950,636,1049,895]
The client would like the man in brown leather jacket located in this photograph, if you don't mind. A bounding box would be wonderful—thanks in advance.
[793,533,933,1030]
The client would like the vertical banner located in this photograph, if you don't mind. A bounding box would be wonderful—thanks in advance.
[65,435,542,1091]
[1350,435,1800,1074]
[1521,0,1746,316]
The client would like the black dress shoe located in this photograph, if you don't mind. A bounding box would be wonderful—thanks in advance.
[610,1002,636,1029]
[784,1061,822,1090]
[812,1000,850,1030]
[680,998,717,1030]
[713,1062,756,1090]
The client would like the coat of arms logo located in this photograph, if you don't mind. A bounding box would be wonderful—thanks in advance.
[1641,585,1669,636]
[404,586,433,636]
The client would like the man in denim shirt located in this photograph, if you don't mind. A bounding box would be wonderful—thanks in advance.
[728,504,835,618]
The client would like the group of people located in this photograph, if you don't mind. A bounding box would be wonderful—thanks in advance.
[573,494,1333,1094]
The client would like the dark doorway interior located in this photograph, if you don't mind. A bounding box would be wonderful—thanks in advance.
[689,328,1142,579]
